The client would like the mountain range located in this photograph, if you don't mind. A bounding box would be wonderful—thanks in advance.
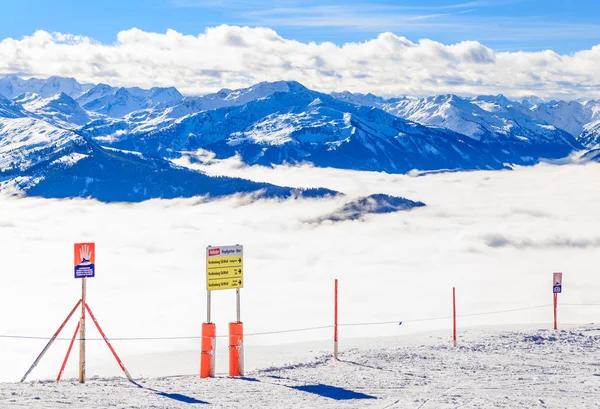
[0,75,598,201]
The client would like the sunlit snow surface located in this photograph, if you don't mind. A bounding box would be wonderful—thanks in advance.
[1,325,599,408]
[0,161,599,406]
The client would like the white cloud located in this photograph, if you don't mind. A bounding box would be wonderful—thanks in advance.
[1,160,599,382]
[1,25,600,101]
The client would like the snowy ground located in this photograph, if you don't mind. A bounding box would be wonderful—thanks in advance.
[1,324,599,408]
[1,160,600,407]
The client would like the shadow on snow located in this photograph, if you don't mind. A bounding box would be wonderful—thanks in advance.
[238,375,376,401]
[132,380,208,405]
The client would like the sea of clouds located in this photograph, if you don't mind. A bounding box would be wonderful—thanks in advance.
[1,160,599,382]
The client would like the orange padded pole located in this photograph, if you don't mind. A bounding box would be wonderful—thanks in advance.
[228,322,243,377]
[200,323,216,378]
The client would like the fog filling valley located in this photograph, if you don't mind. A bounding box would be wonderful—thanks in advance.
[0,161,599,382]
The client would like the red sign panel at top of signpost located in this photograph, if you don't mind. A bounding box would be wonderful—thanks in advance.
[74,243,95,278]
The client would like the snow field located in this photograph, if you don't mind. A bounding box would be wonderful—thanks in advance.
[1,325,599,408]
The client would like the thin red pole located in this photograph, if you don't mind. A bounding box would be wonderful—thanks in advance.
[453,287,457,347]
[553,293,558,330]
[334,279,338,360]
[85,303,133,381]
[57,320,81,382]
[20,299,82,383]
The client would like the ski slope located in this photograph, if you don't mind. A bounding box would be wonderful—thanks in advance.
[1,325,599,408]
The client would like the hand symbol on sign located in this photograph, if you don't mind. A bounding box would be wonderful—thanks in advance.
[79,244,93,265]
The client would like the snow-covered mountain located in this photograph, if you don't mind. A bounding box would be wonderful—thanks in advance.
[0,75,92,99]
[581,148,600,162]
[1,74,598,201]
[0,95,28,119]
[76,83,119,107]
[0,117,82,172]
[380,94,580,160]
[580,124,600,149]
[340,89,598,151]
[82,86,184,117]
[0,115,336,201]
[529,99,600,145]
[329,90,393,108]
[85,82,512,173]
[13,92,91,127]
[317,193,425,222]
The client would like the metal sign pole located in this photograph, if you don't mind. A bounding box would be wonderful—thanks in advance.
[236,289,241,322]
[79,277,86,383]
[207,290,212,323]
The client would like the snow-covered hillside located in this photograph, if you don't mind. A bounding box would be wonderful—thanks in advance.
[0,117,83,171]
[14,92,91,127]
[581,148,600,162]
[381,94,580,160]
[0,116,336,202]
[579,118,600,148]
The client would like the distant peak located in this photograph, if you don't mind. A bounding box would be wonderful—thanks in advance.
[115,87,133,97]
[253,80,307,92]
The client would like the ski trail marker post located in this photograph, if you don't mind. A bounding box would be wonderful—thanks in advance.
[553,272,562,330]
[202,245,244,378]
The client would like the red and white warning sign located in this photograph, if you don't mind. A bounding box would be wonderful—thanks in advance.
[553,272,563,294]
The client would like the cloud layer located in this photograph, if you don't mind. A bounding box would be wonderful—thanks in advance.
[1,159,600,382]
[1,26,600,99]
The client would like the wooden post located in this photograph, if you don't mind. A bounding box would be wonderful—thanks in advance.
[79,277,86,383]
[453,287,457,347]
[334,279,338,360]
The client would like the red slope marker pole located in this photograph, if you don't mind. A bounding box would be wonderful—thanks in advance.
[85,303,133,382]
[553,293,558,330]
[334,279,338,360]
[453,287,457,347]
[57,320,81,382]
[20,299,82,383]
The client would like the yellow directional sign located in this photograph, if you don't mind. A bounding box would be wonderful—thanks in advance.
[206,245,243,291]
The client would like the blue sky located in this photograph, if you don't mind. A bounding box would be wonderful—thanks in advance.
[1,0,599,53]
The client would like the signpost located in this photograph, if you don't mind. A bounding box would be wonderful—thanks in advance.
[73,243,94,382]
[21,243,132,384]
[553,272,563,330]
[201,245,244,378]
